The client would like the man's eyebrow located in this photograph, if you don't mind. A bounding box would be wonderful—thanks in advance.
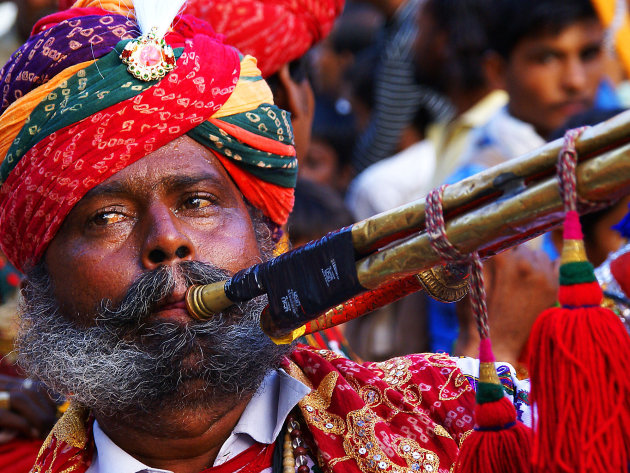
[81,173,225,200]
[159,174,226,192]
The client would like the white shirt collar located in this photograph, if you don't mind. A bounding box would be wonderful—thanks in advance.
[86,369,310,473]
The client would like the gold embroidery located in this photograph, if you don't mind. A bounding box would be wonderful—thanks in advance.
[438,369,471,401]
[459,429,473,446]
[373,357,412,387]
[433,425,452,439]
[58,466,83,473]
[381,385,423,422]
[299,372,345,435]
[36,402,88,467]
[327,455,353,469]
[314,348,345,362]
[394,437,440,472]
[347,376,364,394]
[423,352,455,369]
[288,351,471,473]
[284,359,314,389]
[345,407,401,473]
[358,385,382,408]
[51,403,89,448]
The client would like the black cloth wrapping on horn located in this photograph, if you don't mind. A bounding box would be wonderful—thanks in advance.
[225,227,364,335]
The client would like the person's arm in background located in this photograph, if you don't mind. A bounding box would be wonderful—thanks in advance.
[0,374,61,473]
[0,375,58,441]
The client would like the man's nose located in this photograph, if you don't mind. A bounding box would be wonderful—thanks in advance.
[141,205,195,270]
[562,57,588,93]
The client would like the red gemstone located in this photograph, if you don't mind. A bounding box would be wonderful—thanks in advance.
[121,49,131,60]
[297,465,310,473]
[165,54,175,66]
[139,44,162,67]
[290,429,302,439]
[295,446,308,456]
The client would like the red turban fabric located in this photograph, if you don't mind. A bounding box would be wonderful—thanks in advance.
[183,0,345,77]
[0,7,297,273]
[58,0,345,78]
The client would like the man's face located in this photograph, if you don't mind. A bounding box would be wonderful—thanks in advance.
[18,136,292,416]
[45,136,262,326]
[300,138,339,188]
[501,19,604,139]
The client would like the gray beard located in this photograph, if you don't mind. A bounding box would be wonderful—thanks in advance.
[16,261,293,418]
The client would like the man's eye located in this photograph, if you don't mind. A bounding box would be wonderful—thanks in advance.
[536,52,557,64]
[581,45,602,62]
[182,195,214,210]
[91,212,126,226]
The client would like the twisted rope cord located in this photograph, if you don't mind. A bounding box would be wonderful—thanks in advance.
[426,185,489,340]
[555,125,615,215]
[557,127,588,212]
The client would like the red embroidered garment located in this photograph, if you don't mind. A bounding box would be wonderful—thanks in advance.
[56,0,344,78]
[0,439,42,473]
[30,348,475,473]
[200,443,275,473]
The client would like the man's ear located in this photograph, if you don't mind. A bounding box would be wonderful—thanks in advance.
[483,51,508,91]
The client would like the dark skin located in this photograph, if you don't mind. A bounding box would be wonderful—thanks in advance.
[0,374,57,439]
[454,245,558,373]
[273,64,315,166]
[44,136,264,473]
[484,19,604,140]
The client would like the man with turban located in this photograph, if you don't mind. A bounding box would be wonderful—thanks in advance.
[0,3,531,473]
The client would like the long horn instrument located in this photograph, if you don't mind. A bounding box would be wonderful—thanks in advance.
[186,110,630,342]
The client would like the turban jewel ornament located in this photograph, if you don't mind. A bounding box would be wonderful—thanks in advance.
[119,0,185,81]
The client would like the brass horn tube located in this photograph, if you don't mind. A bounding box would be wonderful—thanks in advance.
[185,139,630,321]
[356,141,630,288]
[350,110,630,255]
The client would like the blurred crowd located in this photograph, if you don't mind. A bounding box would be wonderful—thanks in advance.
[0,0,629,468]
[296,0,630,363]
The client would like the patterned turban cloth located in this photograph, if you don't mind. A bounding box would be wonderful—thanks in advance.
[59,0,346,78]
[0,6,298,273]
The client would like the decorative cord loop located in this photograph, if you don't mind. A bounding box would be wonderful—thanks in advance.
[556,126,613,214]
[557,127,588,213]
[426,185,489,340]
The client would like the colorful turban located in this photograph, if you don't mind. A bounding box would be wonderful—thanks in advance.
[0,6,297,273]
[59,0,346,78]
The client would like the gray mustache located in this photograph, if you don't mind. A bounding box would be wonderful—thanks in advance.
[96,261,231,330]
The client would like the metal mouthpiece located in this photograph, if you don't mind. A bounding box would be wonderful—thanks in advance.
[185,281,232,320]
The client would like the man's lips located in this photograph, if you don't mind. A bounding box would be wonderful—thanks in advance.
[552,99,590,117]
[152,300,192,322]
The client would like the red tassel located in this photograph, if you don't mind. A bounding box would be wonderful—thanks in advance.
[528,301,630,472]
[455,339,533,473]
[455,396,533,473]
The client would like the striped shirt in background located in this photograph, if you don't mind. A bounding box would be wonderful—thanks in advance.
[351,0,452,173]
